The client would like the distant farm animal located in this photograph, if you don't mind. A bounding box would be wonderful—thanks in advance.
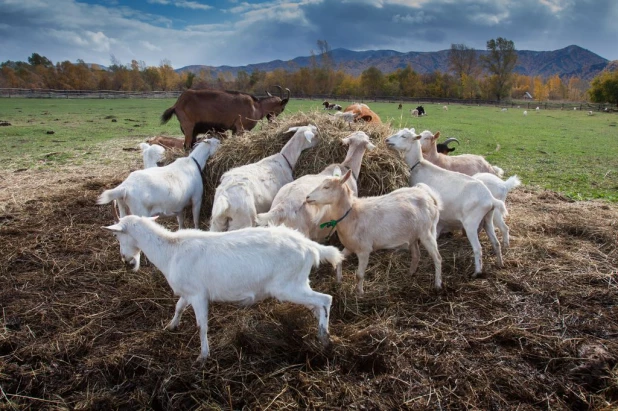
[411,109,419,117]
[398,103,402,110]
[161,86,290,149]
[343,103,382,124]
[443,105,448,111]
[523,111,528,116]
[416,106,426,116]
[536,106,540,111]
[147,136,186,150]
[103,216,342,361]
[323,101,341,110]
[588,111,593,116]
[436,137,459,155]
[501,108,508,112]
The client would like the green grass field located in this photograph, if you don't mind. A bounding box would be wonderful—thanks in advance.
[1,97,617,201]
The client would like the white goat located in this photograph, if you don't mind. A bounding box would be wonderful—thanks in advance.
[139,142,165,169]
[588,110,593,116]
[256,131,375,241]
[523,110,528,116]
[536,106,540,111]
[443,105,448,111]
[472,173,521,248]
[411,109,419,117]
[103,215,343,361]
[501,108,507,112]
[210,125,317,232]
[386,128,507,276]
[419,131,504,177]
[306,170,442,295]
[97,139,220,229]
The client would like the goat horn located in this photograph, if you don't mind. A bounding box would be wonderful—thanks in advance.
[285,88,291,101]
[112,200,120,222]
[443,137,460,146]
[266,91,272,97]
[274,85,283,99]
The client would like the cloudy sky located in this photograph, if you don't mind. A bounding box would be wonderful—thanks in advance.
[1,0,616,69]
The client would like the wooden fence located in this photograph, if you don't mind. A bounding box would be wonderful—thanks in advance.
[0,88,613,112]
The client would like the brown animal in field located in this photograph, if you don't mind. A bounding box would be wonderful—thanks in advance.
[398,103,402,110]
[161,86,290,149]
[343,103,382,124]
[147,136,186,150]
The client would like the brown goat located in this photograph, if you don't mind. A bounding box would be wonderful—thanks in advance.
[343,103,382,124]
[147,136,186,150]
[161,86,290,149]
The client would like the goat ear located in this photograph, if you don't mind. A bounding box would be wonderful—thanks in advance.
[340,169,352,184]
[102,224,124,233]
[366,142,376,151]
[286,126,299,133]
[303,129,315,143]
[361,115,372,122]
[341,137,350,145]
[333,166,342,177]
[433,131,441,140]
[148,216,159,221]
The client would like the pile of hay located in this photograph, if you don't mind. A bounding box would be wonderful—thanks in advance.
[164,110,409,223]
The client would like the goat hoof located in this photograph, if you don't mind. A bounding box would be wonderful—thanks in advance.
[318,333,331,348]
[195,354,209,364]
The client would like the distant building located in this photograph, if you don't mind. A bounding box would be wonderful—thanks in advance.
[524,92,533,99]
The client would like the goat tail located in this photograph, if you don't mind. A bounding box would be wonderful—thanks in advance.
[415,182,443,212]
[314,244,345,269]
[492,165,504,178]
[97,186,126,205]
[255,209,281,227]
[160,106,176,125]
[504,175,521,192]
[492,198,508,219]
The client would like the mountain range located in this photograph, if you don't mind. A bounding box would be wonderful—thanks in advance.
[177,45,609,80]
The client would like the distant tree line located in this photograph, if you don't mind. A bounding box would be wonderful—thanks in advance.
[0,39,606,103]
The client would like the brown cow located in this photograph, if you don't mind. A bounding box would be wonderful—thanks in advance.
[161,86,290,149]
[343,103,382,124]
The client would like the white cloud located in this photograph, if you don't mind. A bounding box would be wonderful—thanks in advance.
[147,0,212,10]
[140,40,162,51]
[392,11,433,24]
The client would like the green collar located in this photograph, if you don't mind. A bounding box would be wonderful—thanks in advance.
[320,207,352,239]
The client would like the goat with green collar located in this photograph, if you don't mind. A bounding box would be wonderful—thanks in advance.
[306,167,443,295]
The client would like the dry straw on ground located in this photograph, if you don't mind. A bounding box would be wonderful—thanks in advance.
[1,112,617,409]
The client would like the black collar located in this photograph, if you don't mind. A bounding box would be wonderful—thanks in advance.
[410,161,421,173]
[191,157,202,174]
[319,207,353,239]
[281,153,293,171]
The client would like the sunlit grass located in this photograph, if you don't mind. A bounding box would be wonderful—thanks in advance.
[1,97,616,201]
